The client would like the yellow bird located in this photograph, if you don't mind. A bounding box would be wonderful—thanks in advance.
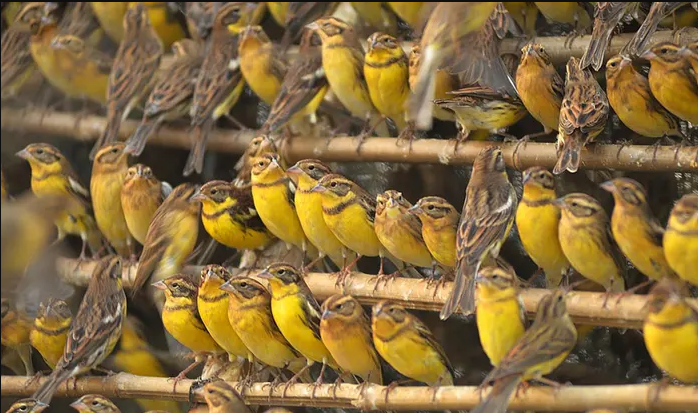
[202,380,252,413]
[30,298,72,370]
[267,2,289,27]
[503,2,539,36]
[238,25,287,106]
[516,167,569,288]
[663,193,698,287]
[91,2,185,49]
[372,300,454,386]
[1,299,34,375]
[386,2,425,30]
[534,2,591,28]
[320,294,382,384]
[409,196,459,274]
[5,399,48,413]
[350,2,399,35]
[120,164,170,246]
[475,267,525,367]
[70,395,120,413]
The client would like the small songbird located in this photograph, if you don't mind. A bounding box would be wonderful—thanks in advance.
[5,399,48,413]
[95,2,163,159]
[281,2,339,49]
[1,11,38,100]
[475,267,525,367]
[554,57,609,175]
[408,196,459,269]
[30,298,72,370]
[372,300,454,386]
[70,394,120,413]
[386,2,427,30]
[625,2,691,56]
[120,164,171,246]
[534,2,592,28]
[442,147,517,319]
[132,184,200,295]
[350,2,399,35]
[259,263,339,387]
[641,42,698,124]
[91,143,133,257]
[643,280,698,384]
[220,276,308,375]
[32,256,127,404]
[604,55,683,139]
[202,380,253,413]
[232,134,284,186]
[320,294,383,384]
[580,2,634,71]
[516,167,569,288]
[192,180,274,252]
[554,193,626,295]
[267,2,290,27]
[238,25,287,106]
[91,2,186,49]
[1,299,34,375]
[472,289,577,413]
[663,193,698,286]
[408,44,456,123]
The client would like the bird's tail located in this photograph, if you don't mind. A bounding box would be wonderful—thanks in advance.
[580,19,614,71]
[91,106,122,159]
[440,260,477,319]
[471,375,521,413]
[32,366,73,405]
[623,7,661,56]
[183,120,213,176]
[125,117,161,156]
[553,132,582,175]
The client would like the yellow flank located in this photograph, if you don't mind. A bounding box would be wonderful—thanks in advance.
[409,197,458,268]
[534,2,591,26]
[320,294,382,384]
[372,301,453,385]
[664,194,698,286]
[90,3,130,42]
[120,164,164,245]
[91,143,132,257]
[386,2,424,29]
[374,191,433,268]
[516,167,569,287]
[267,2,289,27]
[92,3,185,48]
[516,43,563,133]
[238,25,285,105]
[643,283,698,383]
[30,299,71,370]
[47,34,110,105]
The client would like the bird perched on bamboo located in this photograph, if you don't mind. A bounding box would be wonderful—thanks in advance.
[220,276,309,376]
[1,14,38,100]
[516,167,569,288]
[185,2,221,42]
[472,289,577,413]
[554,57,609,175]
[91,143,133,258]
[320,294,382,385]
[372,300,454,386]
[534,2,592,29]
[94,3,163,160]
[232,134,284,186]
[91,2,185,49]
[408,45,456,123]
[259,263,339,390]
[16,143,102,259]
[125,38,203,157]
[30,298,72,370]
[580,3,635,71]
[408,196,459,269]
[120,164,171,246]
[186,2,251,176]
[70,395,120,413]
[132,183,200,295]
[407,2,499,130]
[386,2,426,31]
[441,147,517,319]
[664,193,697,287]
[286,159,356,269]
[642,42,698,124]
[475,267,525,367]
[202,380,253,413]
[350,2,399,36]
[238,25,287,106]
[604,55,684,140]
[1,299,34,375]
[32,256,127,404]
[192,180,274,252]
[281,2,338,49]
[516,43,564,140]
[554,193,626,296]
[643,279,698,384]
[625,2,691,57]
[601,178,677,286]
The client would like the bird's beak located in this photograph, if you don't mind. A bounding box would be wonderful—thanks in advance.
[407,204,420,214]
[35,401,49,412]
[49,37,62,50]
[135,165,145,177]
[522,169,532,184]
[639,49,656,60]
[219,280,233,292]
[305,21,319,31]
[202,268,215,282]
[151,280,167,291]
[285,165,301,185]
[15,148,30,160]
[619,56,631,69]
[387,198,397,208]
[551,198,566,208]
[599,181,615,193]
[189,188,205,202]
[257,268,272,279]
[370,38,382,50]
[311,183,326,193]
[321,309,332,320]
[69,400,84,410]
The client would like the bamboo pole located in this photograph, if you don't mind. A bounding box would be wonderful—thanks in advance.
[57,258,698,329]
[2,375,697,411]
[2,109,696,172]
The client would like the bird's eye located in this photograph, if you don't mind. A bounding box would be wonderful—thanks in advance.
[609,62,616,67]
[580,103,587,109]
[492,274,498,280]
[278,269,286,275]
[330,182,337,188]
[571,202,579,208]
[557,295,563,302]
[210,189,218,195]
[36,148,44,155]
[19,406,27,412]
[172,282,179,289]
[308,165,315,170]
[91,401,100,406]
[258,161,264,166]
[538,46,544,53]
[240,282,248,288]
[427,205,435,210]
[111,148,119,154]
[397,195,403,202]
[661,48,668,54]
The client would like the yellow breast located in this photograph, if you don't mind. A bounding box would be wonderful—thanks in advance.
[373,330,451,385]
[322,46,374,118]
[322,202,383,257]
[251,182,306,249]
[240,49,282,105]
[663,228,698,286]
[422,225,456,267]
[162,306,221,352]
[516,202,568,287]
[476,294,525,367]
[644,306,698,383]
[30,324,68,369]
[611,210,672,280]
[122,190,160,245]
[198,289,248,358]
[375,212,432,267]
[91,172,131,254]
[201,206,272,251]
[320,319,381,383]
[649,67,698,123]
[364,59,409,121]
[295,189,346,264]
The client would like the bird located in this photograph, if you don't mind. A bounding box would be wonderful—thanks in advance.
[475,267,526,367]
[642,42,698,124]
[554,57,609,175]
[237,25,287,106]
[30,298,72,370]
[680,41,697,81]
[625,2,691,56]
[663,193,697,286]
[441,147,517,319]
[502,2,539,36]
[372,300,454,386]
[408,196,459,269]
[91,143,133,258]
[516,167,569,288]
[32,256,127,404]
[125,38,203,156]
[1,299,34,376]
[554,193,626,296]
[643,279,698,384]
[350,2,399,36]
[534,2,592,29]
[191,180,274,252]
[16,143,102,259]
[580,3,634,71]
[1,16,38,100]
[132,183,200,295]
[515,43,564,140]
[70,395,120,413]
[320,294,383,384]
[281,2,339,49]
[259,263,339,389]
[471,289,577,413]
[185,2,220,42]
[91,2,185,49]
[5,399,48,413]
[267,2,290,27]
[386,2,427,30]
[202,380,253,413]
[95,2,163,159]
[408,44,456,123]
[604,54,684,140]
[89,2,130,43]
[232,134,285,186]
[120,163,171,246]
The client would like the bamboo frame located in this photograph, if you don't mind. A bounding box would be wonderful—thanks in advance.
[57,259,698,329]
[2,375,696,411]
[2,109,696,172]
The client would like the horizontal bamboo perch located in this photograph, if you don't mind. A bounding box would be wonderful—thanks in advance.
[2,375,697,411]
[57,259,698,329]
[2,109,696,172]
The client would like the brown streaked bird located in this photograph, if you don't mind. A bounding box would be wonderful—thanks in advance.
[625,2,690,56]
[93,2,163,159]
[441,147,517,319]
[579,2,634,71]
[120,163,171,245]
[70,394,120,413]
[91,143,133,257]
[281,2,339,49]
[1,15,37,100]
[185,2,222,42]
[554,57,609,175]
[202,380,253,413]
[5,399,48,413]
[125,38,203,156]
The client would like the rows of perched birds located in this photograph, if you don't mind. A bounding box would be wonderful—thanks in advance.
[1,3,698,413]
